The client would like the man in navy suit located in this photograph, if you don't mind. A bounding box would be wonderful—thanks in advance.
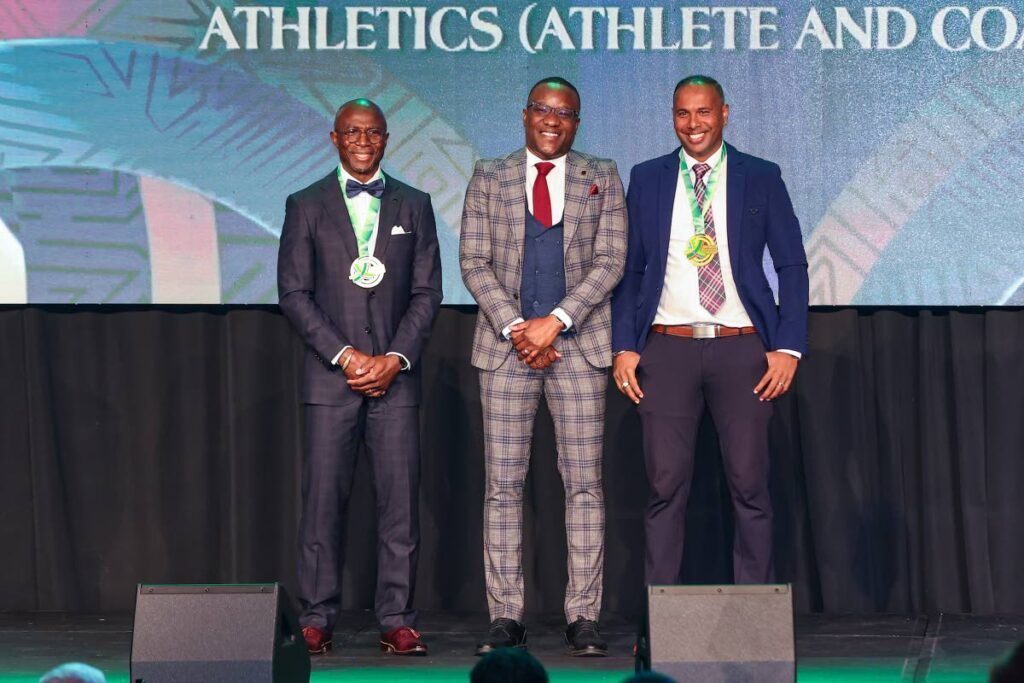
[278,99,442,656]
[610,76,808,586]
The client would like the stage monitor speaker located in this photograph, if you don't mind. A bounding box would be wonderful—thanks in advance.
[130,583,310,683]
[647,584,794,682]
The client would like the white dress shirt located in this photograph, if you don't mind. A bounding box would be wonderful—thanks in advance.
[338,164,382,256]
[330,165,411,370]
[653,144,800,358]
[525,149,567,225]
[655,144,752,328]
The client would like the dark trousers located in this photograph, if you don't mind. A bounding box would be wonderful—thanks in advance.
[296,401,420,633]
[637,331,774,585]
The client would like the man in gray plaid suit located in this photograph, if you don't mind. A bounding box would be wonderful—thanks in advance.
[460,77,627,657]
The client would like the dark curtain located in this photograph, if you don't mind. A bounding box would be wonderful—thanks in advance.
[1,305,1022,616]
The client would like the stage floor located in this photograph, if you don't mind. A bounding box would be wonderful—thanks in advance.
[0,611,1020,682]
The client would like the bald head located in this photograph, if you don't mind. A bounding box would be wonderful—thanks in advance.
[334,98,386,130]
[330,98,389,182]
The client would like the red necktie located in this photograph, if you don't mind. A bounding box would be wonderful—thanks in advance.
[532,161,555,228]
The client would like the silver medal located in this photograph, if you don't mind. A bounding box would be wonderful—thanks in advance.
[349,255,386,288]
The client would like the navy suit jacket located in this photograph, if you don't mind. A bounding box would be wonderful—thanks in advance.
[277,170,442,406]
[611,144,809,355]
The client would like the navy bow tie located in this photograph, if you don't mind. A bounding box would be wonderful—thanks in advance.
[345,178,384,198]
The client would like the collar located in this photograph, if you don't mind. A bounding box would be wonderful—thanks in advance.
[525,149,567,173]
[679,142,725,173]
[338,164,384,188]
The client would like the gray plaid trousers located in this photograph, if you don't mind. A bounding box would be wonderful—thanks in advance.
[479,343,606,623]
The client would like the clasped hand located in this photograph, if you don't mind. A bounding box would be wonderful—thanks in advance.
[341,349,401,398]
[510,315,564,369]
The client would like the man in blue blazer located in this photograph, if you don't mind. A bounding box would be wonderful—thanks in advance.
[610,76,808,585]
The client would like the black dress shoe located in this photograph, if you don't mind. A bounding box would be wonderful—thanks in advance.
[565,617,607,657]
[475,618,527,656]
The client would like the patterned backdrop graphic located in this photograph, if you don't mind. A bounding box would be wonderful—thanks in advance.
[1,0,1022,304]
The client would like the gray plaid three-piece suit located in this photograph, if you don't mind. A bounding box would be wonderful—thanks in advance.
[460,148,627,622]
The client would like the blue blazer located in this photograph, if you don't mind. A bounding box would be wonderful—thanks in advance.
[611,144,809,355]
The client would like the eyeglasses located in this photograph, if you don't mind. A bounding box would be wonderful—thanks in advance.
[335,127,386,143]
[526,100,579,121]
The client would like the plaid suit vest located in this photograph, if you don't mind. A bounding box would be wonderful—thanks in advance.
[520,204,566,321]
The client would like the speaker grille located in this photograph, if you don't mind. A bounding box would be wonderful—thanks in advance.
[648,584,795,683]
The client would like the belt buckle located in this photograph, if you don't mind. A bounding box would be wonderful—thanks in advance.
[690,324,718,339]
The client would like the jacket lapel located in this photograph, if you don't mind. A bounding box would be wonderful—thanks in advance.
[372,174,400,260]
[497,149,527,265]
[657,151,679,275]
[321,170,359,264]
[562,152,590,255]
[724,143,745,278]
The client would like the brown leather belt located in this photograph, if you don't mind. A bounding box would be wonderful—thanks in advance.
[650,324,757,339]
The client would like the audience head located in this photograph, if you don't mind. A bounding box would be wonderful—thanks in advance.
[39,663,106,683]
[470,648,548,683]
[991,641,1024,683]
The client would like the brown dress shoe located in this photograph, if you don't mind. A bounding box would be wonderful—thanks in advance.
[380,626,428,656]
[302,626,332,655]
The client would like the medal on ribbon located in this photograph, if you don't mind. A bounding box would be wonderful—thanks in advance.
[681,146,726,267]
[349,255,386,288]
[685,234,719,267]
[338,167,385,288]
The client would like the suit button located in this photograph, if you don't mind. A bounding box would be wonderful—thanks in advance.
[364,326,371,334]
[512,293,519,300]
[533,301,539,307]
[369,290,375,297]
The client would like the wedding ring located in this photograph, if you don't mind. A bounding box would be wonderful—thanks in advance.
[622,381,630,388]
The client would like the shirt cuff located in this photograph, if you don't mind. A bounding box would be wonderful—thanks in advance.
[386,351,411,371]
[777,348,802,359]
[550,307,572,332]
[502,317,525,340]
[331,345,353,365]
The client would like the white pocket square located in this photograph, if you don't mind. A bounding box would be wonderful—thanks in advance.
[390,225,409,235]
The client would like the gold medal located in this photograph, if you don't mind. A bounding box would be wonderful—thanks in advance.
[685,234,718,267]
